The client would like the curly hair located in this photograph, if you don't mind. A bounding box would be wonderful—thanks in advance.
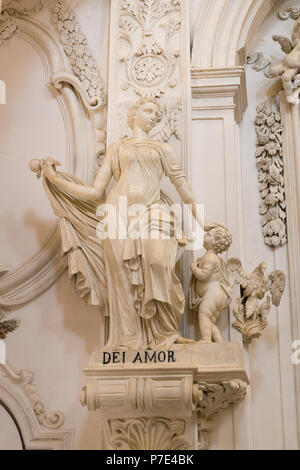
[208,226,232,254]
[127,98,162,130]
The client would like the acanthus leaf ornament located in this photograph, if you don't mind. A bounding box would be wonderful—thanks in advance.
[0,0,43,47]
[108,417,190,450]
[119,0,181,99]
[195,380,248,450]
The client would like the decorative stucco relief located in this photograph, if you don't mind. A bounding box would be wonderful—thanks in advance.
[1,363,65,429]
[247,51,271,74]
[195,380,248,450]
[108,417,190,450]
[119,0,180,98]
[0,267,20,339]
[255,98,287,247]
[278,6,300,21]
[117,0,182,143]
[0,0,42,47]
[49,0,105,108]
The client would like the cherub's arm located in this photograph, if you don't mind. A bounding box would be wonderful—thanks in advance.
[190,255,218,281]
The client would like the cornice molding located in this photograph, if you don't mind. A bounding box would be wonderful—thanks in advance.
[191,67,247,123]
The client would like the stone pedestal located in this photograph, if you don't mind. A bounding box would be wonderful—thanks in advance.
[80,342,249,450]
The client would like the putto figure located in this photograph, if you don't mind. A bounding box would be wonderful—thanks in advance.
[268,17,300,104]
[190,226,232,343]
[30,98,220,351]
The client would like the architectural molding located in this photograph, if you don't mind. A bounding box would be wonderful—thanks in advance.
[0,9,106,309]
[0,363,74,449]
[196,379,248,450]
[81,343,249,450]
[280,92,300,444]
[191,67,247,124]
[255,98,287,247]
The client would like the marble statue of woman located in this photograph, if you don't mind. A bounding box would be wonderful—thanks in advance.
[30,98,215,351]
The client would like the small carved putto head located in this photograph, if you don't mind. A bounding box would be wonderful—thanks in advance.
[204,226,232,254]
[127,98,162,132]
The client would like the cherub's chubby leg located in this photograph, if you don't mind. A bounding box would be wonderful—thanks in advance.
[211,324,223,343]
[197,298,215,343]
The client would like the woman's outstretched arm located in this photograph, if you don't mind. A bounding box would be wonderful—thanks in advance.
[43,152,113,202]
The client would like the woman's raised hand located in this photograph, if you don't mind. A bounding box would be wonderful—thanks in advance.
[43,158,61,182]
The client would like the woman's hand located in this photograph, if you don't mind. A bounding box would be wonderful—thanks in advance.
[42,158,61,183]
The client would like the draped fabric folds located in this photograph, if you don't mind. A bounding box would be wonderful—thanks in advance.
[43,173,108,314]
[43,139,187,350]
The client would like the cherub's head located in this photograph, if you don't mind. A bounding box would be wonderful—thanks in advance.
[127,98,162,134]
[204,226,232,254]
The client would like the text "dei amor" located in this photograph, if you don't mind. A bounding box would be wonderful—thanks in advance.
[102,350,176,365]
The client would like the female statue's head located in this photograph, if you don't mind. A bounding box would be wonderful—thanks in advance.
[128,98,162,134]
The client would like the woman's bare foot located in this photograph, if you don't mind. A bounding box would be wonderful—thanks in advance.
[175,336,195,344]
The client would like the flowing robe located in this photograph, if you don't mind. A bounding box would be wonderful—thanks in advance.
[44,138,186,350]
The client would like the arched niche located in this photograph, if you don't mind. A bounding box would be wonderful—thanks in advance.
[0,16,95,308]
[0,363,74,450]
[191,0,278,68]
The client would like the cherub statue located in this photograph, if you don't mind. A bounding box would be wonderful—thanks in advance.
[268,17,300,104]
[227,259,286,344]
[190,225,233,343]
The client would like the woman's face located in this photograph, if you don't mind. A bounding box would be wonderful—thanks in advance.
[134,102,158,133]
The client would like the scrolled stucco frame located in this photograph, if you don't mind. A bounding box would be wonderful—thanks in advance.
[0,363,74,449]
[0,16,97,308]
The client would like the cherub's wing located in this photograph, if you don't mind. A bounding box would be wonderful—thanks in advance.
[227,258,248,288]
[150,100,181,142]
[267,270,286,307]
[272,35,293,54]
